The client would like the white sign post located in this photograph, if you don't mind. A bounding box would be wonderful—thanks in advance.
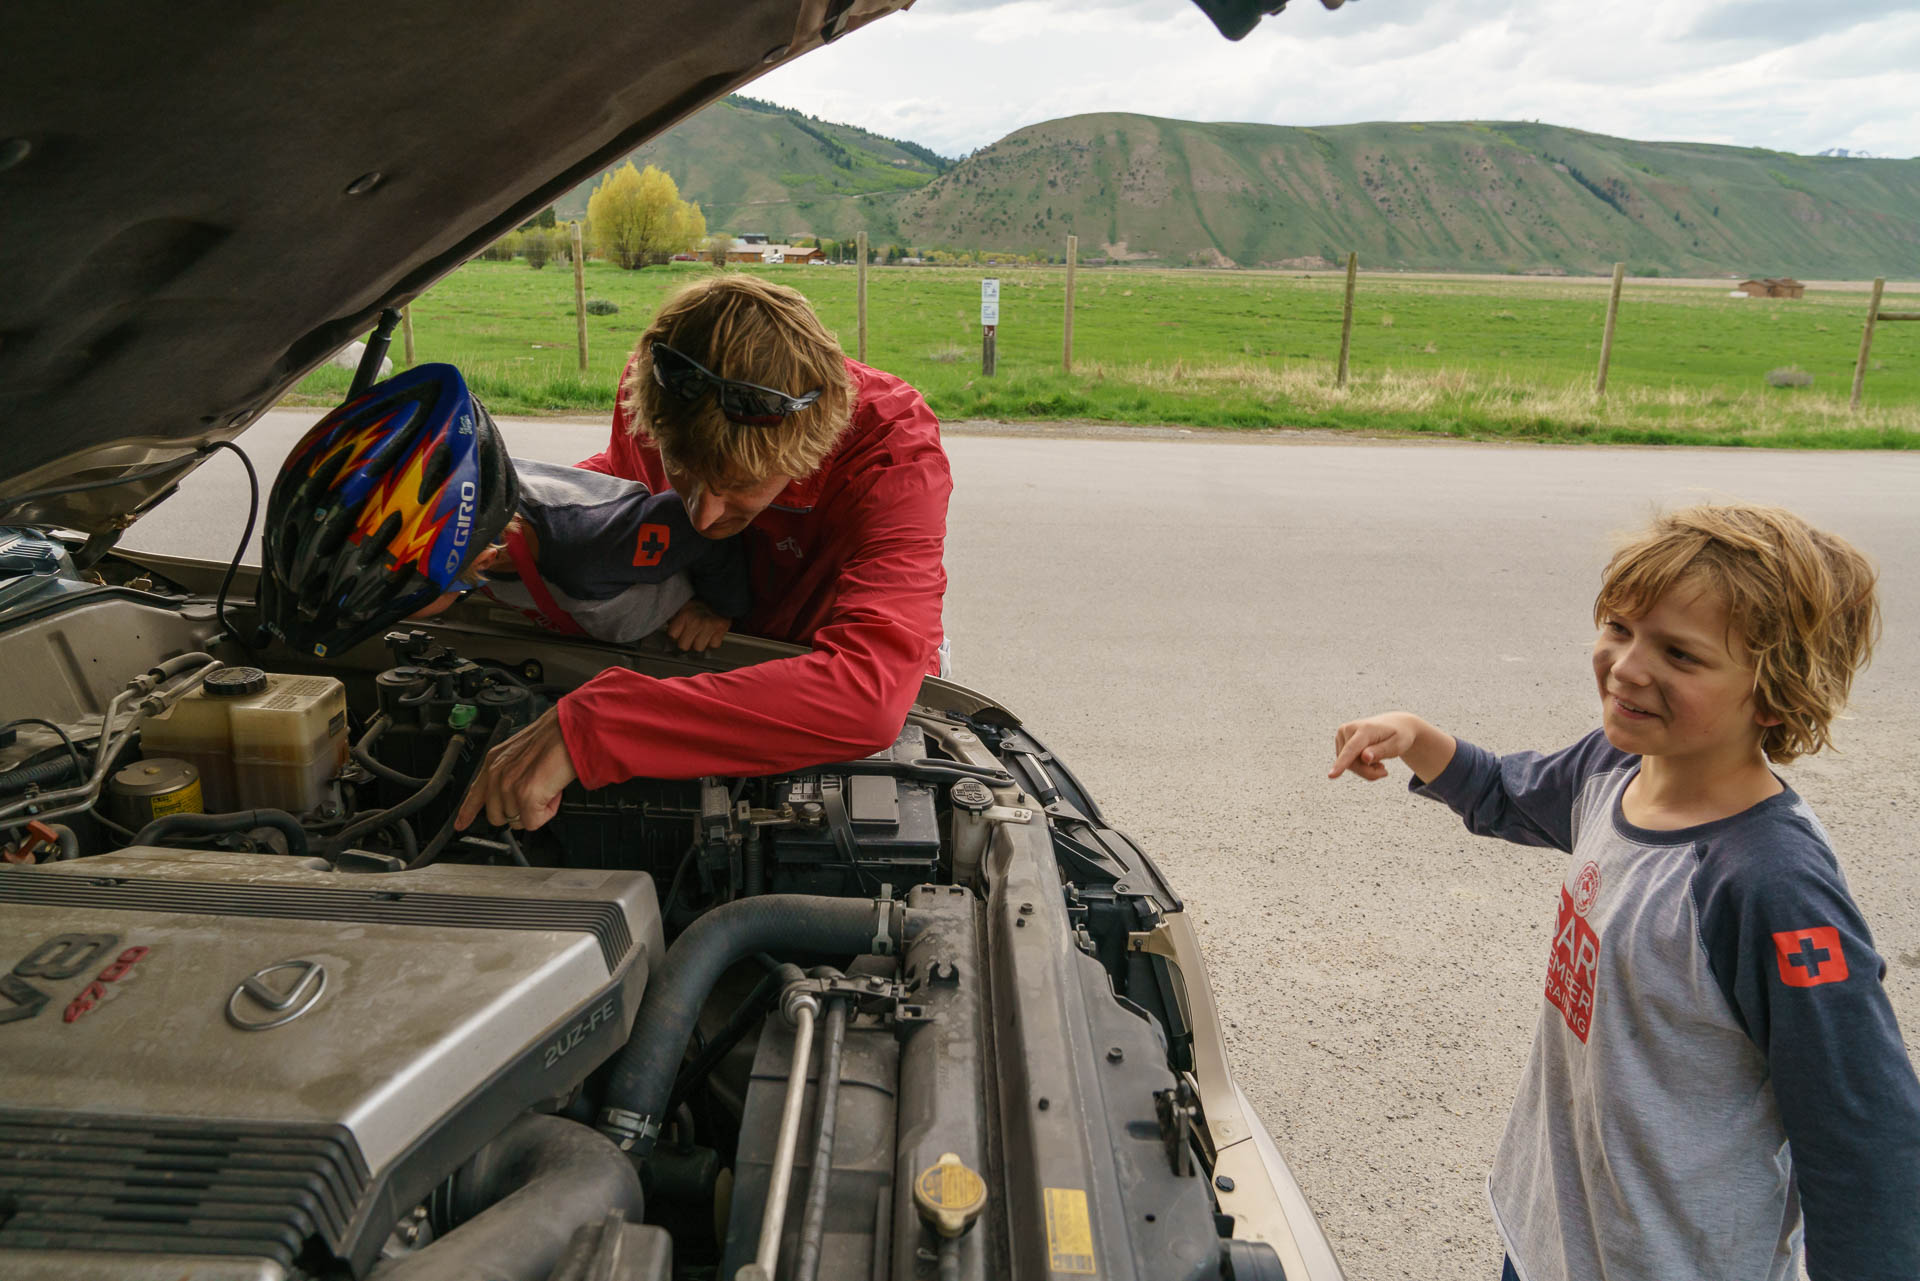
[981,279,999,375]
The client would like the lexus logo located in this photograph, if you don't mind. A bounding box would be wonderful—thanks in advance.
[226,959,327,1030]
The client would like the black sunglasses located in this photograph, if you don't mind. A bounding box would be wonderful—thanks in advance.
[650,342,822,426]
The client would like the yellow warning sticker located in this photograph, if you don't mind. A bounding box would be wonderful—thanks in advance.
[1043,1186,1097,1275]
[148,779,204,818]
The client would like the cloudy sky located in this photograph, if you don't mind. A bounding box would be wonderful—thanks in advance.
[752,0,1919,160]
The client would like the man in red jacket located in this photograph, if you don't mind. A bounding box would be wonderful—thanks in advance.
[456,274,951,832]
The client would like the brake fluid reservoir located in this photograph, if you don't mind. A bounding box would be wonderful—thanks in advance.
[229,674,348,816]
[142,668,347,815]
[139,666,261,811]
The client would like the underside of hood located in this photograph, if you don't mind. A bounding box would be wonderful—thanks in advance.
[0,0,914,534]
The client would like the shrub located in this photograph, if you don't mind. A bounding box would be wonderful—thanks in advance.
[524,233,551,269]
[1766,366,1813,389]
[585,298,620,316]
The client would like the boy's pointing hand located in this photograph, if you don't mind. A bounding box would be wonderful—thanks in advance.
[1330,716,1411,781]
[1329,712,1456,784]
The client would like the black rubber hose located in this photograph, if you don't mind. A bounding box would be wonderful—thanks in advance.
[133,809,309,858]
[405,718,509,871]
[793,993,851,1281]
[597,894,904,1159]
[352,713,431,789]
[43,823,80,862]
[370,1114,641,1281]
[744,822,765,896]
[326,733,466,857]
[0,755,79,798]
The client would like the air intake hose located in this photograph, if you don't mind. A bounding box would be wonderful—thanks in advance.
[371,1114,641,1281]
[597,893,904,1160]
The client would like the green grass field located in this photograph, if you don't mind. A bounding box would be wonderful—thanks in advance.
[291,262,1920,448]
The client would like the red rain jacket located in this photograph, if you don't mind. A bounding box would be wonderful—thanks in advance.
[558,355,951,785]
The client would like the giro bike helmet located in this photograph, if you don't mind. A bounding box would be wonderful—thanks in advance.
[260,363,518,658]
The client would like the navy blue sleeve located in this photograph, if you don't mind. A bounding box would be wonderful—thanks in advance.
[1410,729,1628,853]
[1693,815,1920,1280]
[687,535,750,620]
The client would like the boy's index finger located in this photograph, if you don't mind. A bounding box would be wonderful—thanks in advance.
[1329,726,1373,779]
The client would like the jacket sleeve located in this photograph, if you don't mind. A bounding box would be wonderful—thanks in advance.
[1694,837,1920,1280]
[574,350,648,478]
[1409,730,1626,853]
[555,426,950,783]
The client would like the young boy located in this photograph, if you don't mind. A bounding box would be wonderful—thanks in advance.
[263,362,746,657]
[418,456,749,650]
[1328,504,1920,1281]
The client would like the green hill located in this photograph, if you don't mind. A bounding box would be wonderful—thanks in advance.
[555,95,946,240]
[892,115,1920,277]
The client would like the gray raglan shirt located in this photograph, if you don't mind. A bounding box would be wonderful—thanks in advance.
[481,458,748,643]
[1415,731,1920,1281]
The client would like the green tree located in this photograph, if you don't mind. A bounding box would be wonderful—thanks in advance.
[707,230,735,267]
[588,162,708,269]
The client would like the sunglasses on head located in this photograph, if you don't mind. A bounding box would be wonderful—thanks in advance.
[650,342,823,426]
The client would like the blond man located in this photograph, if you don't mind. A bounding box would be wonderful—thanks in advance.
[457,274,950,830]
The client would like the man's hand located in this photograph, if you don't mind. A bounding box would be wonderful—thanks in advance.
[667,598,731,653]
[456,705,578,832]
[1329,712,1456,783]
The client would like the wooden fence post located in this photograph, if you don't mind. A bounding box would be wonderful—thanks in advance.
[571,222,589,374]
[1063,234,1078,374]
[1595,262,1625,396]
[401,305,415,366]
[856,231,869,363]
[1336,251,1357,387]
[1851,278,1886,410]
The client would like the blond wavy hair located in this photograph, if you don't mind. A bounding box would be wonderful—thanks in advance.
[619,274,854,486]
[1594,504,1880,764]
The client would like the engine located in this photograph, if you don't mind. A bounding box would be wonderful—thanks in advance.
[0,610,1268,1281]
[0,850,661,1280]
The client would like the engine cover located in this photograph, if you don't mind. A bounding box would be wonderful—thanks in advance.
[0,849,662,1279]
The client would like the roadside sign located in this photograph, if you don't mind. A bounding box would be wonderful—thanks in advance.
[981,278,1000,302]
[981,277,999,325]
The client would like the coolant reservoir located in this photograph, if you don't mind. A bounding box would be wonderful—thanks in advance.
[140,667,347,815]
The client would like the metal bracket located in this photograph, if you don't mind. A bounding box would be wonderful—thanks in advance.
[872,885,895,955]
[1154,1079,1199,1178]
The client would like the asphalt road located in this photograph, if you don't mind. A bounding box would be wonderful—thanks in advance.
[126,412,1920,1281]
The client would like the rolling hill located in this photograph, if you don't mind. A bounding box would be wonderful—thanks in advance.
[562,100,1919,278]
[554,95,945,241]
[892,115,1920,277]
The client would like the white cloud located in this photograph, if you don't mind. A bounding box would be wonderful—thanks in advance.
[753,0,1920,158]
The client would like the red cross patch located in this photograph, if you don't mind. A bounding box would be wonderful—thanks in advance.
[1773,927,1848,988]
[633,523,671,568]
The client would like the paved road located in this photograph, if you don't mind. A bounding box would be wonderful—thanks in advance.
[127,412,1920,1281]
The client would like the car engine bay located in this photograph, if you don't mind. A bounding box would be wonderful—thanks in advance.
[0,539,1304,1281]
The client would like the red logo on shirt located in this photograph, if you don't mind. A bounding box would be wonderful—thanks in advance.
[1773,927,1848,988]
[1546,887,1600,1042]
[633,523,671,567]
[1572,861,1602,915]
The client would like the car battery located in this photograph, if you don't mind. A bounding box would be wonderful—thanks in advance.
[772,725,941,894]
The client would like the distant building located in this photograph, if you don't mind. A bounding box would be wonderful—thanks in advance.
[725,238,824,265]
[1736,277,1806,299]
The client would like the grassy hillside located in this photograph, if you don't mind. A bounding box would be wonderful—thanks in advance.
[555,96,946,241]
[893,115,1920,278]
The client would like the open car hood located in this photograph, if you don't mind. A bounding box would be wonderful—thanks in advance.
[0,0,1321,536]
[0,0,918,535]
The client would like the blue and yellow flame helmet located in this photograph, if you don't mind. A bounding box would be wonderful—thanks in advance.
[260,364,518,658]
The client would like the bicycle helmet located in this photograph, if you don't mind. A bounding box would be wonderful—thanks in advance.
[259,363,518,658]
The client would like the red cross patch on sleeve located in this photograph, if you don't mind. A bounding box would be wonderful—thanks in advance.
[1773,927,1848,988]
[633,522,671,568]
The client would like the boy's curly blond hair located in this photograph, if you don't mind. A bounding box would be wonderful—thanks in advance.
[1594,504,1880,764]
[619,274,854,487]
